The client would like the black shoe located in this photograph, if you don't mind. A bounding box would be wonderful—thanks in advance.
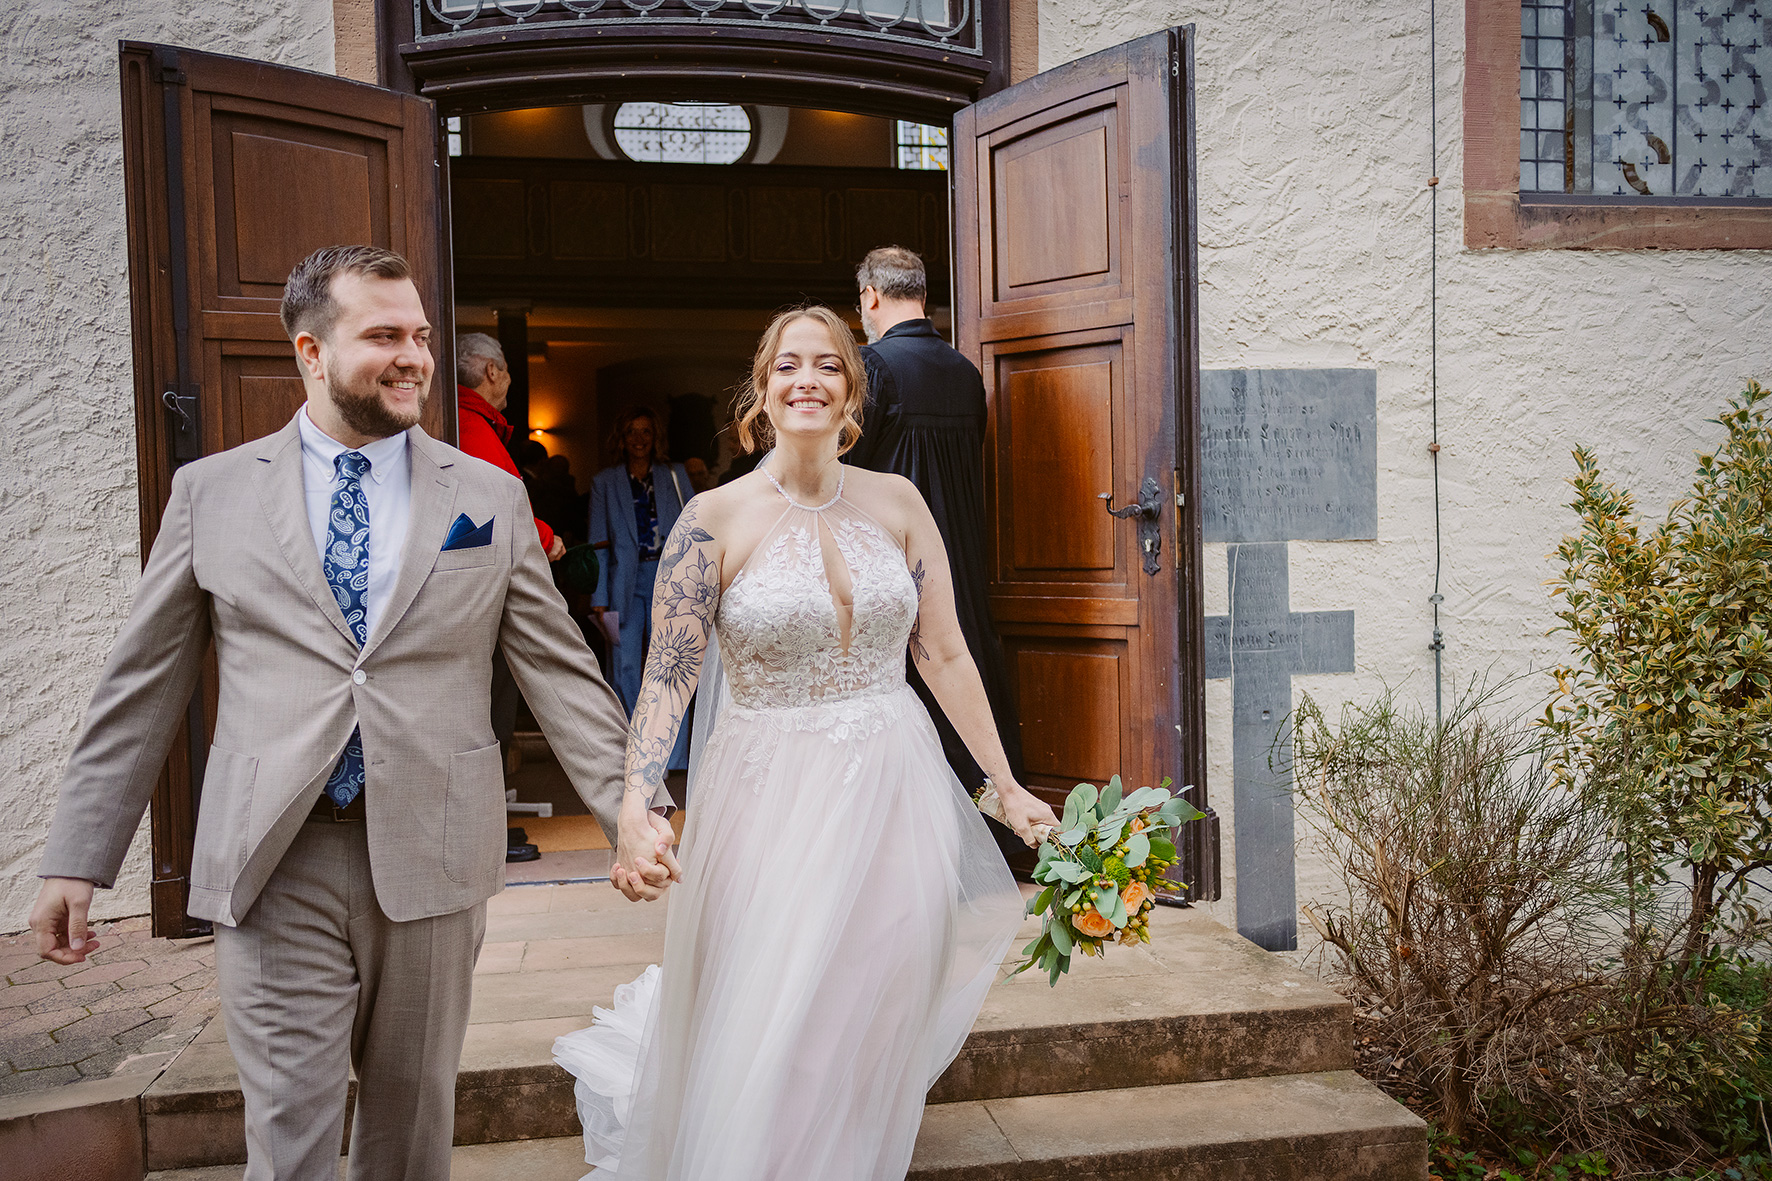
[506,827,541,863]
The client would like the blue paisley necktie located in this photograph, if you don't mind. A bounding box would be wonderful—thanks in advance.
[323,451,371,808]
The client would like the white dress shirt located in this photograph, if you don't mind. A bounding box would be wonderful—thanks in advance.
[297,407,412,640]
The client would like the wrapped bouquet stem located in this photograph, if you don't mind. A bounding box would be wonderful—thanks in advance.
[976,775,1204,986]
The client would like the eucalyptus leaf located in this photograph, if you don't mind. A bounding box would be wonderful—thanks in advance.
[1029,884,1056,915]
[1058,826,1089,847]
[1150,837,1178,860]
[1108,892,1128,927]
[1073,782,1099,814]
[1050,917,1074,954]
[1100,777,1123,813]
[1022,934,1045,957]
[1124,786,1167,810]
[1050,860,1091,884]
[1097,818,1128,848]
[1049,958,1063,987]
[1060,793,1081,831]
[1063,886,1084,909]
[1125,831,1151,867]
[1095,882,1118,915]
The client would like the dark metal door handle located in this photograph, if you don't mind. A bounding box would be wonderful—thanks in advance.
[1100,476,1164,574]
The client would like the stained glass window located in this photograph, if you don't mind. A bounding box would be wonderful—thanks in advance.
[1521,0,1772,198]
[612,103,753,165]
[896,121,950,171]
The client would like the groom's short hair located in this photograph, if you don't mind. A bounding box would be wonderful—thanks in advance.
[280,245,413,343]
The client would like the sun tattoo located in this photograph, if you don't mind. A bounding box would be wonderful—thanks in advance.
[907,558,929,662]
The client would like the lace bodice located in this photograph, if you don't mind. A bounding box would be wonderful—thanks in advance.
[716,473,917,711]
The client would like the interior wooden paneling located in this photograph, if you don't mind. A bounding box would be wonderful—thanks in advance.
[651,184,727,262]
[1006,355,1116,572]
[750,186,826,262]
[1010,642,1125,786]
[843,188,921,263]
[454,179,527,259]
[549,181,628,260]
[229,133,373,285]
[999,124,1110,290]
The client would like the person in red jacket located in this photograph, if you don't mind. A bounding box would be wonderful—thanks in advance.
[456,332,566,561]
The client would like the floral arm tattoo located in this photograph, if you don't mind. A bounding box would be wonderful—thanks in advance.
[625,501,719,808]
[907,558,929,662]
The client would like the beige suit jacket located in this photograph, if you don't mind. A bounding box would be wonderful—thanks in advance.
[39,415,628,925]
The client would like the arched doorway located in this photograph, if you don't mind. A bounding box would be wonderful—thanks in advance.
[120,15,1213,937]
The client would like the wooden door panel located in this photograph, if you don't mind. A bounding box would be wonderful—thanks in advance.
[997,341,1123,579]
[121,41,451,936]
[225,353,309,445]
[222,131,378,287]
[1008,639,1129,787]
[956,27,1214,897]
[995,117,1116,296]
[975,88,1130,321]
[202,114,400,312]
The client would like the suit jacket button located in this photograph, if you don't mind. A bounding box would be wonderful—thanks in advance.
[352,669,367,685]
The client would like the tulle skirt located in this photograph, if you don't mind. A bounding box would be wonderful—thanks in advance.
[553,684,1023,1181]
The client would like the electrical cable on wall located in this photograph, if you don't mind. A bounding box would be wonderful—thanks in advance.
[1428,0,1446,727]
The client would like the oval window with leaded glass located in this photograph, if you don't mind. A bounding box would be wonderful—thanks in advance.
[612,102,753,165]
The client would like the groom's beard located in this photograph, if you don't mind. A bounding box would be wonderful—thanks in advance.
[860,306,882,344]
[328,360,429,439]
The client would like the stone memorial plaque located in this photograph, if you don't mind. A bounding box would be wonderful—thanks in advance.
[1200,369,1378,544]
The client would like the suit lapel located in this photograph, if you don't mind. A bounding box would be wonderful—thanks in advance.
[361,427,457,660]
[253,418,356,647]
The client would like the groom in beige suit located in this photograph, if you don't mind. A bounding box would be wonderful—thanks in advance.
[29,245,677,1180]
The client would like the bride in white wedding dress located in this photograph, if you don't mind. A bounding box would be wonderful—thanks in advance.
[553,305,1059,1181]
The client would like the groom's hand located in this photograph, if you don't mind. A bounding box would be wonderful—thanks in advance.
[31,877,99,964]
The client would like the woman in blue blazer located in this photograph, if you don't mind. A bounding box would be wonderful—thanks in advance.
[589,406,693,770]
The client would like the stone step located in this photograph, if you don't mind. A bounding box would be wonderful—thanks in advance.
[912,1072,1427,1181]
[146,1072,1427,1181]
[141,891,1357,1171]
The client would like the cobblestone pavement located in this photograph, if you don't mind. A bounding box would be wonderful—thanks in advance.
[0,916,219,1099]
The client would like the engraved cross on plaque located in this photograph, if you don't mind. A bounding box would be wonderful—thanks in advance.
[1199,369,1376,953]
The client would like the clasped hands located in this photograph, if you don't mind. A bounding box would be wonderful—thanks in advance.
[613,807,682,902]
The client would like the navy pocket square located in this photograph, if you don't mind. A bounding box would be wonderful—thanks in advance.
[442,514,494,551]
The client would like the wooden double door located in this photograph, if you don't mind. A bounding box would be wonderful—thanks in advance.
[124,29,1212,936]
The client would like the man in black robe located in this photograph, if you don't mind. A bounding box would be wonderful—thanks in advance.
[846,246,1026,809]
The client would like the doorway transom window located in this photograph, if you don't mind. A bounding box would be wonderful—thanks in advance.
[1521,0,1772,199]
[612,102,754,165]
[895,121,950,170]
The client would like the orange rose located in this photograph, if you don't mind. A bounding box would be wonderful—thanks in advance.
[1129,817,1146,833]
[1121,881,1152,912]
[1074,909,1114,938]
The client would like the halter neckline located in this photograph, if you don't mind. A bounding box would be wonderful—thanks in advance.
[762,463,845,511]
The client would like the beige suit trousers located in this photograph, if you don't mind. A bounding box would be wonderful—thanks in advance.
[214,818,486,1181]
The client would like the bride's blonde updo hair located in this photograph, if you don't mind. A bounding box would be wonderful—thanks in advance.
[733,305,868,456]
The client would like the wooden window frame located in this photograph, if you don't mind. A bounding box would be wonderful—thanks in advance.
[1464,0,1772,249]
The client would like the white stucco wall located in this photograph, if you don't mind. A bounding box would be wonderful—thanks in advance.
[0,1,334,931]
[1040,1,1772,952]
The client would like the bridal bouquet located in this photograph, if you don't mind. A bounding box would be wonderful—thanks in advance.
[979,776,1203,986]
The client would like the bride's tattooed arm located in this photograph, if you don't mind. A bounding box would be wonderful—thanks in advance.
[624,501,720,808]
